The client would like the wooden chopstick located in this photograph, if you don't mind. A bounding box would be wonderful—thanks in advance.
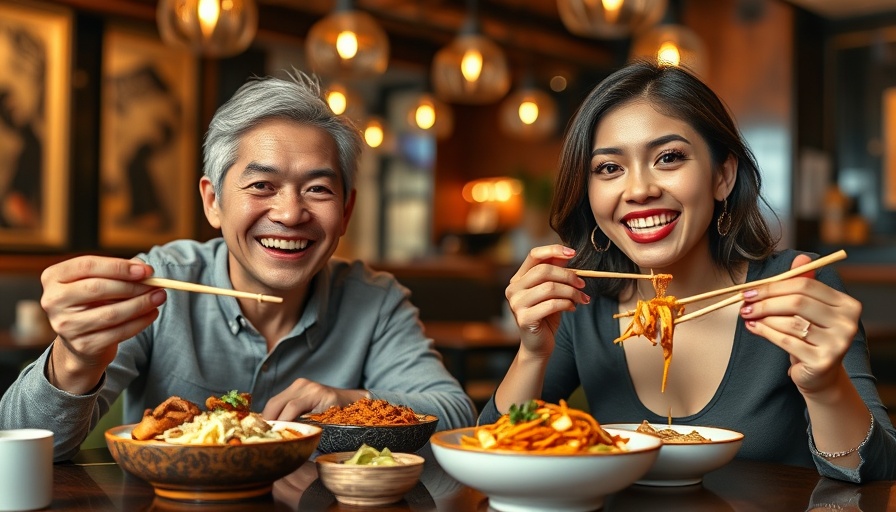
[676,249,847,306]
[674,293,744,324]
[141,277,284,304]
[573,270,659,280]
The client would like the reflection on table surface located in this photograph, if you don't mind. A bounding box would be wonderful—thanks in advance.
[50,445,896,511]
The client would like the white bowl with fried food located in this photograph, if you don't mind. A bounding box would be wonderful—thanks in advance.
[430,426,662,512]
[603,423,744,486]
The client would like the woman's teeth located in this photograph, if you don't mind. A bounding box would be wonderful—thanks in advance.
[260,238,309,250]
[626,213,676,231]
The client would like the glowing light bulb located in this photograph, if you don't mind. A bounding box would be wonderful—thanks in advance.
[415,103,436,130]
[364,121,384,148]
[327,91,347,115]
[471,182,489,203]
[601,0,623,23]
[461,48,483,82]
[518,101,539,125]
[494,180,513,202]
[336,31,359,60]
[657,41,681,67]
[198,0,221,39]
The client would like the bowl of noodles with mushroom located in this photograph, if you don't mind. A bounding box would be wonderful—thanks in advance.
[602,421,744,486]
[105,391,322,502]
[430,400,662,512]
[298,398,438,454]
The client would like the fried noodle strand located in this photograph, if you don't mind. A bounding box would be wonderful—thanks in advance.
[613,274,683,392]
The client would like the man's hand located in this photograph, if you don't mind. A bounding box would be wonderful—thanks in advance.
[262,378,368,421]
[40,255,166,393]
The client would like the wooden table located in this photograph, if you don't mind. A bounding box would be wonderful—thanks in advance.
[48,446,895,511]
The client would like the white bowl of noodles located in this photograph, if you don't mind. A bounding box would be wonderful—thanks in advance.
[603,422,744,486]
[430,399,662,512]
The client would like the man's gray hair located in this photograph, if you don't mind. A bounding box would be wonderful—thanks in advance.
[202,70,362,198]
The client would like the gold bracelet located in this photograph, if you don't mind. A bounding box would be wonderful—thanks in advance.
[810,412,874,459]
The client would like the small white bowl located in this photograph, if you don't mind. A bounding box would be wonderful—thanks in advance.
[315,451,425,506]
[430,427,662,512]
[603,423,744,487]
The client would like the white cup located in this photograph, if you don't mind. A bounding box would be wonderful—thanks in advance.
[0,429,53,511]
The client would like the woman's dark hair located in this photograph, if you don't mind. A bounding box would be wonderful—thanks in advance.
[550,60,778,297]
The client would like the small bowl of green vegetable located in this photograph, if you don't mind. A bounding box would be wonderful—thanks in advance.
[315,444,425,506]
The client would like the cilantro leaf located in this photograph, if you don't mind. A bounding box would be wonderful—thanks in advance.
[508,400,540,425]
[221,390,248,408]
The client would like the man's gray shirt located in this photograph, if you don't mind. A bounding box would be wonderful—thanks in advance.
[0,238,475,460]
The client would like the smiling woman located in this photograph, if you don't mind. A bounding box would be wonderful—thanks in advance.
[480,60,896,483]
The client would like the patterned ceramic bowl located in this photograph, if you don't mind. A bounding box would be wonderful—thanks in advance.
[105,421,321,501]
[315,451,425,506]
[300,414,439,454]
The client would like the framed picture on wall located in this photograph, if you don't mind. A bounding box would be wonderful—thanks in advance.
[0,1,72,249]
[99,24,197,250]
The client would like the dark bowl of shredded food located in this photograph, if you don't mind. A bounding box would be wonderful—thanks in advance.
[299,398,439,454]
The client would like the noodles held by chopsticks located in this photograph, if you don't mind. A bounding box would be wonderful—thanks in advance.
[609,251,848,394]
[613,274,682,392]
[461,400,628,454]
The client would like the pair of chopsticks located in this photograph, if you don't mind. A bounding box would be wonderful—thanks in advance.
[673,249,847,323]
[576,249,848,324]
[140,277,284,304]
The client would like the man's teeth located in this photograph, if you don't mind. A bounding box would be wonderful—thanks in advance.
[260,238,309,250]
[626,213,676,230]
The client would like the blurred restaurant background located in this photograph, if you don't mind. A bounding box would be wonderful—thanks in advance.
[2,0,896,413]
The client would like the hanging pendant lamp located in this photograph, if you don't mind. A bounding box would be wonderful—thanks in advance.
[499,75,558,141]
[324,81,366,124]
[156,0,258,57]
[363,116,388,149]
[630,23,707,76]
[629,0,707,76]
[406,92,453,140]
[557,0,666,39]
[305,0,389,78]
[431,0,510,105]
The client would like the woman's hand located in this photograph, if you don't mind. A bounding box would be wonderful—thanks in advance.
[40,255,165,393]
[739,254,862,395]
[505,244,591,361]
[262,378,368,421]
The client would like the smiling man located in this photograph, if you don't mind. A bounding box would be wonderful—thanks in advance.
[0,72,476,461]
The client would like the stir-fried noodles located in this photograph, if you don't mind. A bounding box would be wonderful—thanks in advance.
[461,400,628,454]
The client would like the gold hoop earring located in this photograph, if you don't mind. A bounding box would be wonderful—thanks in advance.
[590,226,611,253]
[717,198,732,236]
